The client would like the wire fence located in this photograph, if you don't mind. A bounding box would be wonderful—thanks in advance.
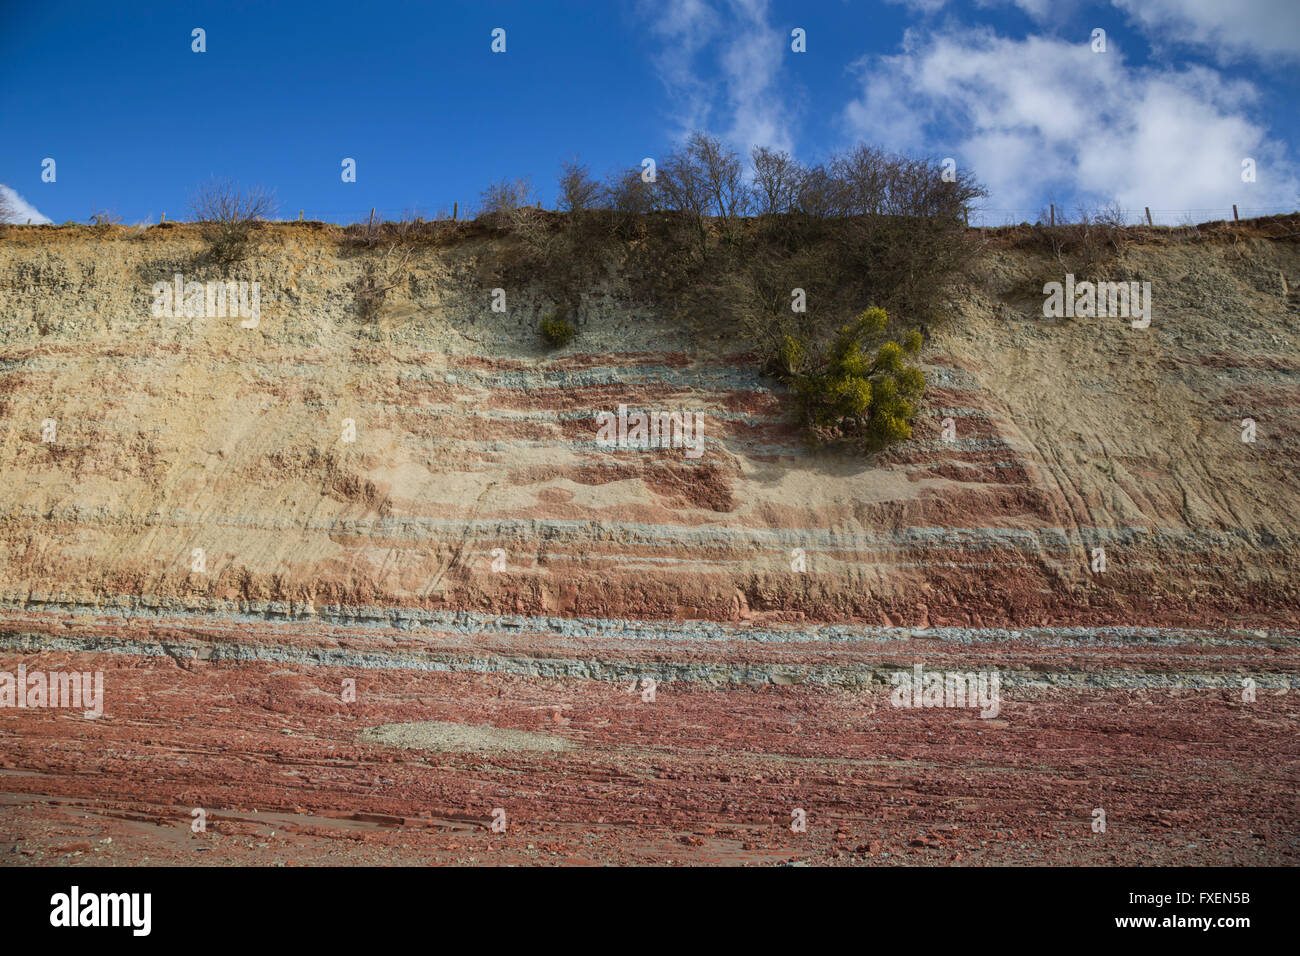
[268,206,471,225]
[287,203,1299,228]
[969,204,1297,227]
[35,202,1297,229]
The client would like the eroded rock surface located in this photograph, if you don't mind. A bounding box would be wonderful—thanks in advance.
[1,222,1296,865]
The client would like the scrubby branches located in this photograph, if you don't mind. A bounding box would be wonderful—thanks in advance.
[557,158,603,213]
[480,176,536,218]
[189,178,277,263]
[1027,202,1129,278]
[603,168,660,238]
[89,206,121,226]
[479,176,554,266]
[353,242,413,323]
[342,211,453,249]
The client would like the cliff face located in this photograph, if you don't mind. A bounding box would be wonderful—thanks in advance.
[0,223,1296,631]
[1,222,1296,865]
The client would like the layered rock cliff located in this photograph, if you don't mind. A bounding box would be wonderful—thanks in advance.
[1,221,1296,631]
[1,219,1295,865]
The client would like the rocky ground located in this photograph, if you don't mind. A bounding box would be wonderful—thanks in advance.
[0,218,1296,865]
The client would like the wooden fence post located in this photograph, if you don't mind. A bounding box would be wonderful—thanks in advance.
[1233,204,1239,221]
[453,202,458,221]
[1145,207,1153,227]
[368,207,375,228]
[1049,204,1055,227]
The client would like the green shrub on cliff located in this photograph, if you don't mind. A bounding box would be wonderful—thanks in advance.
[781,307,925,452]
[539,304,576,348]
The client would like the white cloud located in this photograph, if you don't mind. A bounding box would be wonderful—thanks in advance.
[889,1,1300,62]
[642,0,795,153]
[643,0,719,139]
[0,185,53,224]
[890,0,1069,20]
[1112,0,1300,63]
[885,0,950,14]
[974,0,1059,18]
[843,28,1299,223]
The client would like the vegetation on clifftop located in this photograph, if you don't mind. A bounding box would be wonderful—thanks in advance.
[481,133,983,453]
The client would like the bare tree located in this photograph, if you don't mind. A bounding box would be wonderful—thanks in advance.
[794,163,842,218]
[877,155,979,219]
[751,146,804,215]
[557,157,603,213]
[830,144,890,215]
[656,132,750,252]
[689,132,748,218]
[796,147,985,221]
[657,132,750,219]
[189,178,277,262]
[0,187,14,224]
[657,143,712,219]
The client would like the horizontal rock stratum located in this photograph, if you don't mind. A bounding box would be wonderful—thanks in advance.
[0,219,1296,865]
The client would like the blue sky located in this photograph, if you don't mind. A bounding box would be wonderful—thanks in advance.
[2,0,1297,226]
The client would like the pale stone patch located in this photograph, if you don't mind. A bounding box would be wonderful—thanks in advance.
[360,720,575,753]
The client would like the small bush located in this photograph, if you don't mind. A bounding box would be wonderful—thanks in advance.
[784,307,925,452]
[539,305,576,348]
[479,176,535,222]
[189,178,276,264]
